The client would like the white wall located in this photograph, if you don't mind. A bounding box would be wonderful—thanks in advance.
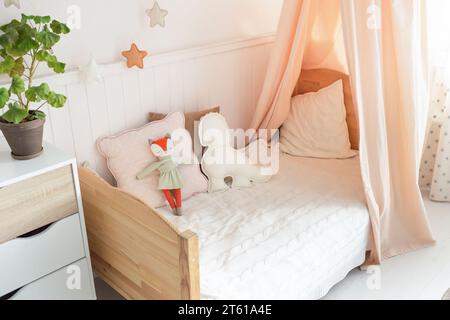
[16,37,273,182]
[0,1,279,180]
[0,0,282,71]
[428,0,450,66]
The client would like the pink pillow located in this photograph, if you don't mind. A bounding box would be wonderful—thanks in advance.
[97,112,207,208]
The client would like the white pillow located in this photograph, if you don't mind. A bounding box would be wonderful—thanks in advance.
[280,80,357,159]
[199,113,272,192]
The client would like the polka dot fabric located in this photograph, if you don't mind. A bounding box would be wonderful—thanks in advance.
[420,73,450,202]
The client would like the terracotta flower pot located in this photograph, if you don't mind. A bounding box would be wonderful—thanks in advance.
[0,119,45,160]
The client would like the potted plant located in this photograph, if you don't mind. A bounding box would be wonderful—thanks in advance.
[0,14,70,160]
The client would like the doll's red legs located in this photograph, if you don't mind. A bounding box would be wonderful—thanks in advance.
[162,189,182,216]
[162,189,176,210]
[173,188,182,215]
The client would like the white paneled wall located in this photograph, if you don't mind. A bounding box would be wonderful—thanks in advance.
[1,36,274,181]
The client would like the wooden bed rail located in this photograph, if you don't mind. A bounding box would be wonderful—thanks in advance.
[78,167,200,300]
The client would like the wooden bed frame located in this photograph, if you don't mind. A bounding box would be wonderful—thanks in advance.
[79,69,359,300]
[79,168,199,300]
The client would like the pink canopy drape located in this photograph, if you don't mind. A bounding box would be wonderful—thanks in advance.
[250,0,347,131]
[252,0,435,264]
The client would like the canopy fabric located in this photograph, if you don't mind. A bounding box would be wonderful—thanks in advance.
[341,0,434,263]
[252,0,435,263]
[249,0,346,131]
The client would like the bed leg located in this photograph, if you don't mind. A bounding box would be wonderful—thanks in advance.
[179,230,200,300]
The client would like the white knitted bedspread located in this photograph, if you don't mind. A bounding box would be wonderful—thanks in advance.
[159,153,370,300]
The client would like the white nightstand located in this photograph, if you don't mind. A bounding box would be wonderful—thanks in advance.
[0,138,96,300]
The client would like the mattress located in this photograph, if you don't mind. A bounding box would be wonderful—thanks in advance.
[159,153,370,300]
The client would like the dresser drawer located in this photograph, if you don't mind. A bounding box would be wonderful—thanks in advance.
[0,165,79,244]
[5,258,95,300]
[0,214,85,297]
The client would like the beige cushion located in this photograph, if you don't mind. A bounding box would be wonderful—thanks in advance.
[280,80,357,159]
[150,106,220,159]
[97,112,207,208]
[149,106,220,139]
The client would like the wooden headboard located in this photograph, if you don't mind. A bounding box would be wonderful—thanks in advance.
[293,69,359,150]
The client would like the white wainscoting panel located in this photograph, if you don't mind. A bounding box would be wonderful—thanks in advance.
[0,35,274,182]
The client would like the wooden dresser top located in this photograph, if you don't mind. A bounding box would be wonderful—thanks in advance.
[0,138,75,187]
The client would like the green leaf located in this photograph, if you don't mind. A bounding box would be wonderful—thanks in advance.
[10,75,25,94]
[20,14,34,23]
[0,55,15,74]
[0,19,22,33]
[35,50,51,62]
[0,16,69,115]
[20,14,51,25]
[50,20,70,34]
[25,83,50,102]
[9,57,25,77]
[0,87,10,108]
[0,49,8,59]
[0,29,19,49]
[35,16,51,24]
[1,102,28,124]
[46,91,66,108]
[13,36,39,55]
[36,27,60,49]
[28,110,46,121]
[49,61,65,73]
[35,50,65,73]
[2,23,38,57]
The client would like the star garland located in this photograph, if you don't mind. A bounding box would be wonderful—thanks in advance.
[146,1,168,28]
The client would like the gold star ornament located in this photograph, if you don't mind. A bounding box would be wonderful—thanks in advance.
[146,1,168,28]
[121,43,148,69]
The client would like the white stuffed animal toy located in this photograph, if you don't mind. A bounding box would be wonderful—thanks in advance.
[199,113,273,192]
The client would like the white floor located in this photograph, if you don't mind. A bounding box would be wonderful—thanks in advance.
[324,194,450,300]
[95,194,450,300]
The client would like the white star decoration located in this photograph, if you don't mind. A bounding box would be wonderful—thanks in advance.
[79,57,103,83]
[4,0,21,9]
[146,1,168,28]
